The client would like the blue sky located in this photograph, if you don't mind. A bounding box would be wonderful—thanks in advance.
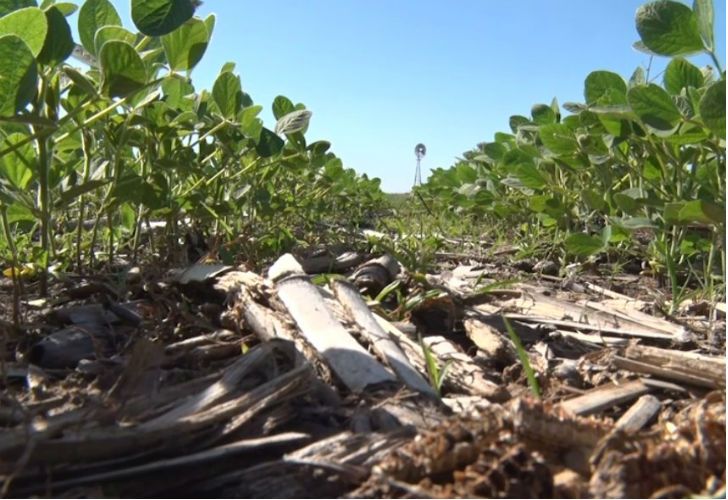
[82,1,726,192]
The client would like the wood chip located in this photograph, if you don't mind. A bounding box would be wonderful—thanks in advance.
[614,344,725,389]
[175,263,232,284]
[269,254,395,392]
[463,316,515,362]
[422,335,507,400]
[560,380,652,416]
[331,279,435,397]
[614,394,661,432]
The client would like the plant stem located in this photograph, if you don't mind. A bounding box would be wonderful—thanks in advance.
[0,208,21,329]
[708,50,723,74]
[33,130,51,296]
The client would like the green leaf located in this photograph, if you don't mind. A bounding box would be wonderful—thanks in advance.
[308,140,330,156]
[112,173,164,209]
[255,127,283,157]
[161,16,208,71]
[239,104,263,140]
[37,6,73,66]
[275,109,311,136]
[699,80,725,138]
[78,0,120,56]
[565,233,605,257]
[219,61,235,74]
[0,7,47,57]
[50,2,78,16]
[272,95,295,120]
[62,66,97,96]
[94,25,135,56]
[0,35,37,116]
[616,216,658,229]
[131,0,195,37]
[0,0,35,17]
[99,40,147,97]
[629,66,647,87]
[664,57,704,94]
[513,163,547,189]
[508,115,529,133]
[212,71,241,119]
[203,13,215,39]
[628,84,682,131]
[663,202,682,224]
[56,179,109,208]
[161,74,194,109]
[0,132,33,188]
[531,104,555,125]
[5,201,35,223]
[636,0,704,56]
[678,200,725,225]
[550,97,561,120]
[584,71,627,105]
[539,123,577,155]
[614,188,644,215]
[663,126,709,144]
[581,189,606,211]
[454,162,477,183]
[692,0,714,51]
[481,142,506,160]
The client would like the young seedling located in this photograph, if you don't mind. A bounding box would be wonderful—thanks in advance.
[418,334,453,397]
[503,317,541,398]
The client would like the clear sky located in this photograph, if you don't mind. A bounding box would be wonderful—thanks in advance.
[78,1,727,192]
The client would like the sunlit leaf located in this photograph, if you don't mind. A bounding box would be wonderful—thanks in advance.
[565,233,605,257]
[0,0,35,18]
[531,104,556,125]
[94,25,135,56]
[212,70,241,119]
[50,2,78,16]
[539,123,577,155]
[584,71,627,105]
[78,0,120,56]
[664,58,704,94]
[0,7,47,57]
[272,95,294,121]
[666,200,726,225]
[0,132,34,188]
[693,0,714,51]
[161,16,208,71]
[99,40,147,97]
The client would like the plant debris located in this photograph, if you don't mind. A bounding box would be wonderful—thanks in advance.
[1,250,723,498]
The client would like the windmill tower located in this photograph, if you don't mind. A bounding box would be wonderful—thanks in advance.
[413,143,426,188]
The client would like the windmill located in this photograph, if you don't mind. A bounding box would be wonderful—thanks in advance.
[413,143,426,188]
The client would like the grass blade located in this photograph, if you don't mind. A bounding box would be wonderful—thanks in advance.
[503,316,541,398]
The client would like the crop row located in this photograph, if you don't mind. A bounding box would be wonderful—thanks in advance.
[420,0,725,306]
[0,0,386,296]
